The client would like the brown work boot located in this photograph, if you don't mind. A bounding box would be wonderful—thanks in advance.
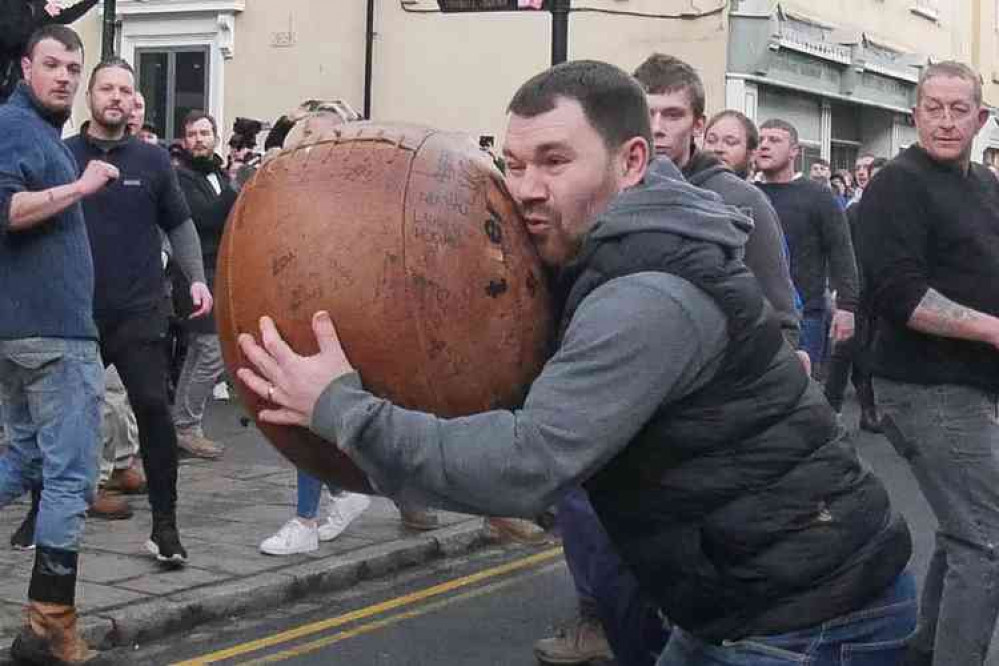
[87,491,133,520]
[176,428,224,460]
[104,462,146,495]
[11,601,97,664]
[534,615,613,665]
[397,505,440,531]
[486,517,550,545]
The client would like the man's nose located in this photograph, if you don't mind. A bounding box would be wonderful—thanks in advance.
[510,166,548,204]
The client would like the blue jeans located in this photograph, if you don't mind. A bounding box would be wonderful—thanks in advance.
[0,338,103,552]
[877,379,999,666]
[656,572,917,665]
[799,309,830,371]
[296,469,342,520]
[559,487,669,666]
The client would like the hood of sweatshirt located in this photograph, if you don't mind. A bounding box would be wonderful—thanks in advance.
[586,157,753,253]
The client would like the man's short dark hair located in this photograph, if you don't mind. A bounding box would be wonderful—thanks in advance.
[813,157,830,168]
[24,25,84,61]
[183,110,218,137]
[759,118,799,146]
[705,110,760,152]
[632,53,706,118]
[507,60,654,155]
[88,57,135,91]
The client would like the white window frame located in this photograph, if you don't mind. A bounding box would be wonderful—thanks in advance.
[114,1,245,138]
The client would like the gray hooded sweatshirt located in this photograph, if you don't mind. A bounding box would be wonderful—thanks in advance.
[310,160,758,517]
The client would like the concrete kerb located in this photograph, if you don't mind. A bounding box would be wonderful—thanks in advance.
[90,518,491,650]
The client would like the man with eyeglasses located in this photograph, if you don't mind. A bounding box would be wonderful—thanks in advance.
[856,60,999,666]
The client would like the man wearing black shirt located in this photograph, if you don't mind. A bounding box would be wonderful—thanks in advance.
[756,119,859,376]
[857,61,999,666]
[66,58,212,568]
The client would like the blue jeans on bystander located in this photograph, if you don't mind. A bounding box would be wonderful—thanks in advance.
[0,338,103,552]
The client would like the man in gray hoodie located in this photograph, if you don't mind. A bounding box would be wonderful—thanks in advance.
[236,61,913,666]
[530,53,806,666]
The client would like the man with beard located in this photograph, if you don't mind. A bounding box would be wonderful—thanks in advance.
[237,60,915,666]
[0,25,115,663]
[65,57,213,567]
[170,110,236,459]
[0,0,99,103]
[532,53,801,666]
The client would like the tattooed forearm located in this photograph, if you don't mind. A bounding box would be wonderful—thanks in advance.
[908,288,992,341]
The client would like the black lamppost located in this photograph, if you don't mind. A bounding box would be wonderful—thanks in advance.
[436,0,569,66]
[549,0,569,65]
[101,0,117,59]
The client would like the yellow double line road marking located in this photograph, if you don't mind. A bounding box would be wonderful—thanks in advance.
[174,546,564,665]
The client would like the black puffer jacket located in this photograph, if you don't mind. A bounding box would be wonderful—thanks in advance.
[561,224,911,643]
[0,0,99,102]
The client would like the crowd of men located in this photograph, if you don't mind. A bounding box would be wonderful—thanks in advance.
[1,14,998,666]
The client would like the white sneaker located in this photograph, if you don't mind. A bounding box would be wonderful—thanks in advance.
[318,493,371,542]
[212,382,230,401]
[259,518,318,556]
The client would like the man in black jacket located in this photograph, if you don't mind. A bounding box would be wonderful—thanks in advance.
[858,61,999,666]
[171,110,235,459]
[0,0,98,103]
[237,60,915,666]
[66,57,213,569]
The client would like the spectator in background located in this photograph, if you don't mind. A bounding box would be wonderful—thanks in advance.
[703,109,758,180]
[830,171,851,209]
[848,153,876,208]
[756,119,859,379]
[824,157,889,433]
[0,0,99,103]
[809,157,831,187]
[171,110,234,460]
[137,122,159,145]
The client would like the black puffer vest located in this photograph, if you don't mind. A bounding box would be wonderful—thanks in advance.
[557,228,911,643]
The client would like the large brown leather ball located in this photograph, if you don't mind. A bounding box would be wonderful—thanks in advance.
[215,123,553,494]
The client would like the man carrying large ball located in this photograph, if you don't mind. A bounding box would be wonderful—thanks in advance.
[237,61,916,666]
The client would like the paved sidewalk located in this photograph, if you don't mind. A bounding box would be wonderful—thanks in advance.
[0,400,492,654]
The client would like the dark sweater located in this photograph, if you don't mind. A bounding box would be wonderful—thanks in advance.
[66,126,191,318]
[0,84,97,340]
[682,152,800,345]
[758,178,859,313]
[856,145,999,391]
[0,0,99,102]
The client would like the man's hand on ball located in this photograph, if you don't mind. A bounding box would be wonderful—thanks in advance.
[236,311,356,427]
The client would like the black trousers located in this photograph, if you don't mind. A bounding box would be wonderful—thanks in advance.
[824,310,876,414]
[96,308,178,519]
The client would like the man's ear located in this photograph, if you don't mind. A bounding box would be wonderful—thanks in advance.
[20,56,30,82]
[619,136,650,189]
[693,114,707,140]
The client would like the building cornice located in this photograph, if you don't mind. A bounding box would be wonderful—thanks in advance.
[116,0,245,17]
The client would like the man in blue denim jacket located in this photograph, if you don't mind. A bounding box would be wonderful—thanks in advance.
[0,25,118,665]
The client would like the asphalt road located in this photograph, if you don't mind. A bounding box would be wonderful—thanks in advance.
[98,396,984,665]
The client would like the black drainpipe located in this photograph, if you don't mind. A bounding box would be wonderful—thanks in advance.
[364,0,375,119]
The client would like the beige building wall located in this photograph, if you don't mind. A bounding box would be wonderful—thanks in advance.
[61,0,994,149]
[230,0,728,144]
